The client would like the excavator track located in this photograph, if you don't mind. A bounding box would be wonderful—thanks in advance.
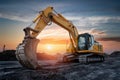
[79,54,104,63]
[62,53,104,64]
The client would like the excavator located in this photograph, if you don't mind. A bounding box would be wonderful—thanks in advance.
[15,6,104,69]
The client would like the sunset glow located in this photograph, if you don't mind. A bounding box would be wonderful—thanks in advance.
[46,44,53,50]
[37,43,67,55]
[36,25,70,55]
[36,36,69,55]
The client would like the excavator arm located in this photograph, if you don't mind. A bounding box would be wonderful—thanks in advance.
[16,6,79,69]
[31,7,78,49]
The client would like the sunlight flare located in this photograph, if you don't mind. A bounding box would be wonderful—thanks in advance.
[46,44,53,50]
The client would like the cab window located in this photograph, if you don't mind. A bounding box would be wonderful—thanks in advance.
[78,37,86,50]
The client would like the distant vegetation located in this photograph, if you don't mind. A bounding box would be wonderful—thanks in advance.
[0,50,17,61]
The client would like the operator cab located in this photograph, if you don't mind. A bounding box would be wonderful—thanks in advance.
[78,33,94,50]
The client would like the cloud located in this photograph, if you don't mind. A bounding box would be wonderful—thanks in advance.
[0,13,33,22]
[0,3,70,22]
[66,16,120,27]
[36,24,69,39]
[90,28,106,35]
[78,28,107,38]
[0,10,115,39]
[65,16,120,38]
[36,25,107,41]
[0,0,72,22]
[97,37,120,42]
[40,38,69,44]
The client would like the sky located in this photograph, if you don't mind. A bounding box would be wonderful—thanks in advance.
[0,0,120,54]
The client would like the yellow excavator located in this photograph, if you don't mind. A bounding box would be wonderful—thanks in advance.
[16,6,104,69]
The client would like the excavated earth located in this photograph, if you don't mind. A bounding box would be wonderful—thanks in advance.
[0,53,120,80]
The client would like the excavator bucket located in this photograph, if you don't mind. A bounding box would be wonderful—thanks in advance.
[16,38,40,69]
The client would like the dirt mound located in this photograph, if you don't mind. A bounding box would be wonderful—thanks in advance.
[37,53,58,60]
[109,51,120,57]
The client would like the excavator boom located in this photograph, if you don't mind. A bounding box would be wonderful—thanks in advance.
[31,7,78,50]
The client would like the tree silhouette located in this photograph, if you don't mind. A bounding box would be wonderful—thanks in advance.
[3,44,6,52]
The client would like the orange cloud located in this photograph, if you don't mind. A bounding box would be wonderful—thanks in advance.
[97,37,120,42]
[99,41,120,54]
[40,38,69,44]
[37,37,70,55]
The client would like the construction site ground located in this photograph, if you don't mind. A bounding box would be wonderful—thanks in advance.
[0,54,120,80]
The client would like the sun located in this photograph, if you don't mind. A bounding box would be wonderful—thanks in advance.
[46,44,53,50]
